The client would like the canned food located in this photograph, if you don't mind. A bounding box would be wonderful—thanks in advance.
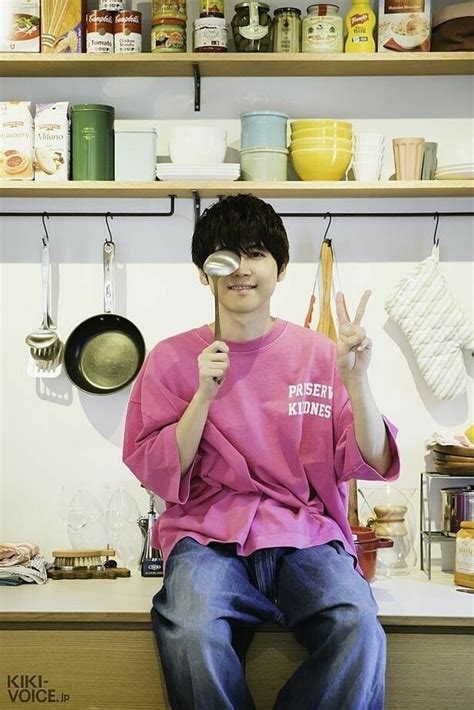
[194,16,227,51]
[152,1,187,22]
[86,10,114,54]
[200,0,225,17]
[151,18,186,52]
[99,0,124,10]
[114,11,142,52]
[273,7,301,52]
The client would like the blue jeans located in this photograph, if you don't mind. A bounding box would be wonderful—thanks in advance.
[151,537,386,710]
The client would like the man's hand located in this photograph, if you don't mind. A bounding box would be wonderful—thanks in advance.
[335,290,372,382]
[197,341,230,401]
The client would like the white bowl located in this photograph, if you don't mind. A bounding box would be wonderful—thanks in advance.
[169,125,227,165]
[392,29,428,50]
[353,149,385,160]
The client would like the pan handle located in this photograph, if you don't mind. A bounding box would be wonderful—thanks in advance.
[103,241,115,314]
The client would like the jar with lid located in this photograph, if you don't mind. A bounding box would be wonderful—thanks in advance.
[200,0,225,17]
[151,18,186,52]
[194,17,228,52]
[454,521,474,589]
[273,7,301,53]
[71,104,114,181]
[152,1,187,22]
[302,4,343,54]
[231,2,272,52]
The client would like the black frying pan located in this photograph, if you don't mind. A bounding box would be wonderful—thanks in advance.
[64,240,145,395]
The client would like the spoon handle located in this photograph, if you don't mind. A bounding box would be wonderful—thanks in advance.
[40,241,52,330]
[213,276,221,341]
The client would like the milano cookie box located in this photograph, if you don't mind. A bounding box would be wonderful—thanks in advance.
[378,0,432,53]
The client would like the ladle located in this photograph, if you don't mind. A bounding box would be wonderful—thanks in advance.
[203,250,241,340]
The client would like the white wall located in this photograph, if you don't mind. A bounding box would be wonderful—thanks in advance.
[0,0,473,568]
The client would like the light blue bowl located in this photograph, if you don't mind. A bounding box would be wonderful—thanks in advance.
[240,111,289,150]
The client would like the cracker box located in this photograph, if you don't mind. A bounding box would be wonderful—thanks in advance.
[0,102,34,181]
[378,0,432,52]
[34,103,69,181]
[0,0,40,52]
[40,0,85,53]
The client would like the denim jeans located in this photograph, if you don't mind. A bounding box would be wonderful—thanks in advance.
[151,537,386,710]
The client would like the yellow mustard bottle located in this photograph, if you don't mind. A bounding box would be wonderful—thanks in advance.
[345,0,376,53]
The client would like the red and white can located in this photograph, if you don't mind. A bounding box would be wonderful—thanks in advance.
[114,11,142,52]
[86,10,114,53]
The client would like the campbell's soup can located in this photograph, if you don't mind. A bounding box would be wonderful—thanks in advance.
[114,11,142,52]
[99,0,124,10]
[87,10,114,53]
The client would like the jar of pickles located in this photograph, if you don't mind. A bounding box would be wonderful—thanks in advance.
[273,7,301,52]
[231,2,272,53]
[200,0,225,17]
[151,18,186,52]
[152,1,187,22]
[302,4,343,53]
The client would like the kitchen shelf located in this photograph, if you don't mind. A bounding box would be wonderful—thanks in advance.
[1,180,473,199]
[1,52,473,78]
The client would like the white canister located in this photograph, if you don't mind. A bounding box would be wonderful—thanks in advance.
[114,122,157,182]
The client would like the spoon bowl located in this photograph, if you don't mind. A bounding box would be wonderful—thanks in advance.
[203,250,241,341]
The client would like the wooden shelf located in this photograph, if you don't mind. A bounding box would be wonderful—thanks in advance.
[1,52,473,78]
[1,180,472,199]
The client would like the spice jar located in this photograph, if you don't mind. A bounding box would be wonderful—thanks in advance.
[194,17,228,52]
[232,2,272,52]
[303,4,343,53]
[152,1,187,22]
[151,18,186,52]
[454,521,474,589]
[200,0,225,17]
[273,7,301,52]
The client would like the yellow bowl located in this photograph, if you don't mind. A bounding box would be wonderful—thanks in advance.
[291,137,352,151]
[291,127,352,141]
[291,119,353,132]
[291,148,352,181]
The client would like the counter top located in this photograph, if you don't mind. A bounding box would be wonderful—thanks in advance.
[0,572,472,627]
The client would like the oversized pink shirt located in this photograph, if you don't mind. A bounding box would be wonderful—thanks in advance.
[123,320,400,572]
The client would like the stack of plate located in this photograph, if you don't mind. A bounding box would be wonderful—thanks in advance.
[431,444,474,475]
[434,163,474,180]
[156,164,240,181]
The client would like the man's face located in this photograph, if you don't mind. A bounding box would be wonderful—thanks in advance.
[199,247,286,318]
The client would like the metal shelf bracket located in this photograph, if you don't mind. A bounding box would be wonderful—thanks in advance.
[192,190,201,228]
[193,63,201,112]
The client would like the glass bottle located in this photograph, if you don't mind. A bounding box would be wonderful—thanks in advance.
[303,4,343,54]
[273,8,301,53]
[231,2,272,53]
[345,0,376,53]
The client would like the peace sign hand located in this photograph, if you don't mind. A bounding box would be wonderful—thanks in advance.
[335,290,372,382]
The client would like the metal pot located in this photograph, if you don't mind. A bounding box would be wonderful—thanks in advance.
[441,486,474,536]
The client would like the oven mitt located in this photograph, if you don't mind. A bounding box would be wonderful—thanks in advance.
[385,244,474,400]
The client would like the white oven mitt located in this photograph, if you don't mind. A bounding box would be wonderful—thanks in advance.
[385,245,474,400]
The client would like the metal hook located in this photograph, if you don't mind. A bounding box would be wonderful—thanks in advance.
[322,212,332,243]
[41,212,50,247]
[105,212,114,244]
[433,212,440,247]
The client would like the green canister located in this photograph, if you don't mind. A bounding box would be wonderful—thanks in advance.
[71,104,115,180]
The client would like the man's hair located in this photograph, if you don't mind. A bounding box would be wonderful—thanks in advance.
[191,194,289,275]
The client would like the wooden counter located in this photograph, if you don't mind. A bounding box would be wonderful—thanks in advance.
[0,573,472,709]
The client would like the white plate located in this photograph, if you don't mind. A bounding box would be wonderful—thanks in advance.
[156,175,241,182]
[436,163,474,173]
[434,171,474,180]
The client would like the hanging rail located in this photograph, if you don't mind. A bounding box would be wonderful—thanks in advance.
[277,211,474,218]
[0,195,176,218]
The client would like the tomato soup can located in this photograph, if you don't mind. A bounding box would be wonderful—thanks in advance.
[114,10,142,52]
[86,10,114,53]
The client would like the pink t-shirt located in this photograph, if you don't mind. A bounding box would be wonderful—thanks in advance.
[123,319,400,572]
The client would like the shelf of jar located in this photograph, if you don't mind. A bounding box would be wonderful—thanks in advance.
[0,180,473,199]
[1,52,473,78]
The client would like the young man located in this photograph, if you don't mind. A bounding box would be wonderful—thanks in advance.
[123,194,400,710]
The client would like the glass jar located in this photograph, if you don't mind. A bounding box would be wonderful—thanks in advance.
[231,2,272,53]
[200,0,225,18]
[194,17,228,52]
[273,7,301,53]
[152,0,187,22]
[151,18,186,52]
[302,4,343,53]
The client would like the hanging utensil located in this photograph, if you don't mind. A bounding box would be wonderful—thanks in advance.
[202,249,241,340]
[316,239,337,342]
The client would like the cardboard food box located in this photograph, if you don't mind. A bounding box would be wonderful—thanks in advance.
[34,103,69,181]
[0,102,34,181]
[377,0,432,52]
[40,0,85,53]
[0,0,40,52]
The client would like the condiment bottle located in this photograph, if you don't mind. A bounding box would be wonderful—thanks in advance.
[200,0,225,17]
[303,4,343,54]
[454,521,474,589]
[345,0,376,53]
[273,7,301,53]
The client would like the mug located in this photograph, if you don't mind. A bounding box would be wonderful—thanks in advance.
[392,137,425,180]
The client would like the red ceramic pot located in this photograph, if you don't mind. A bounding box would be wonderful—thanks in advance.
[351,526,394,582]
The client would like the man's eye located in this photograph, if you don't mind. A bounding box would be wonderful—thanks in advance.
[249,251,265,258]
